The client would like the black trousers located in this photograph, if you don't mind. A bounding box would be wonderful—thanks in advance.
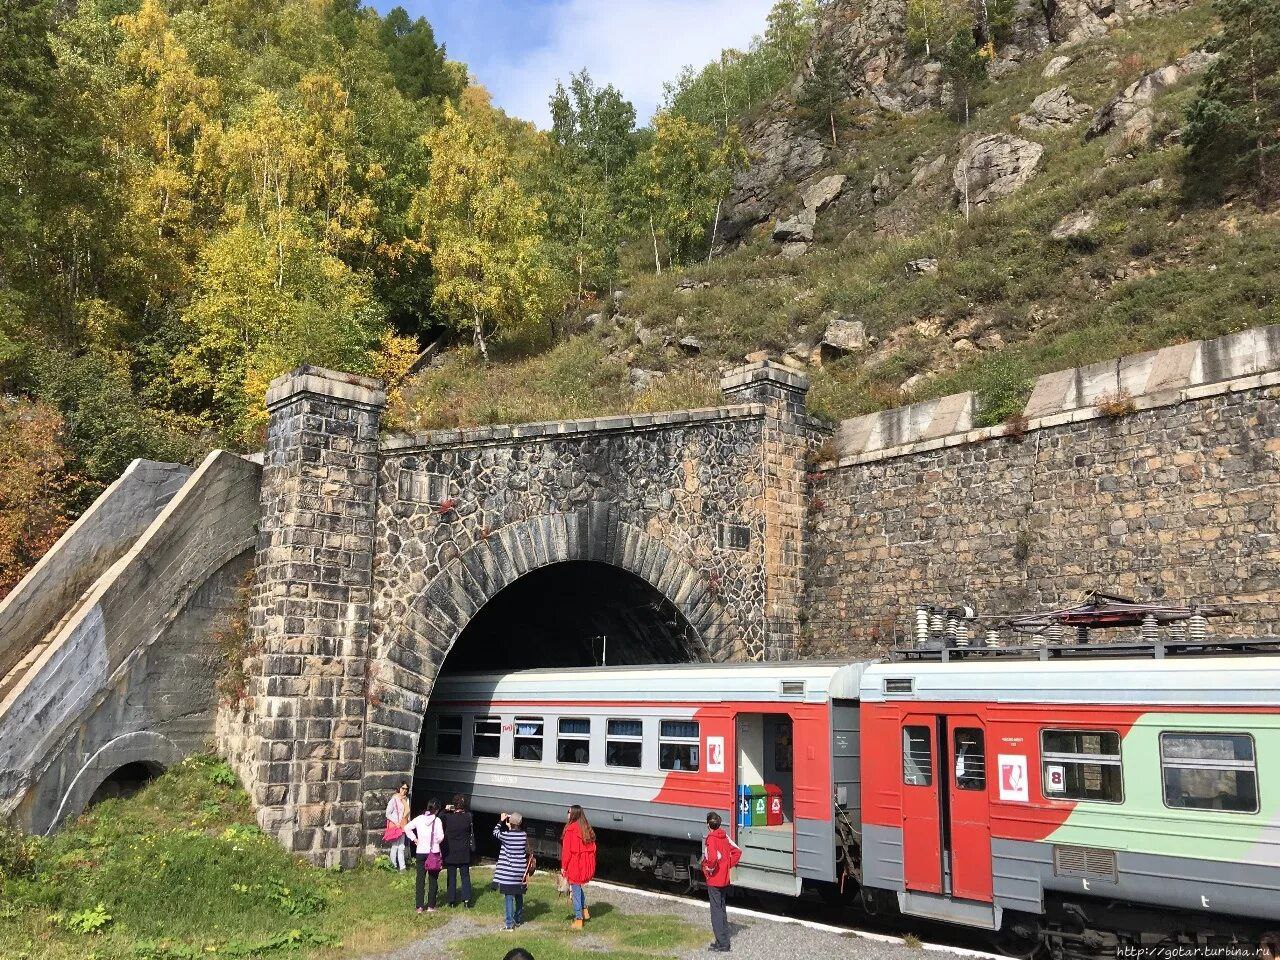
[446,864,472,905]
[708,884,730,948]
[415,855,440,909]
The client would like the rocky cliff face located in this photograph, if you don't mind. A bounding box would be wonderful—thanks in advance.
[719,0,1198,241]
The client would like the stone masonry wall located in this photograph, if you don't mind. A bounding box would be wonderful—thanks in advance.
[242,368,385,868]
[721,362,824,659]
[804,384,1280,656]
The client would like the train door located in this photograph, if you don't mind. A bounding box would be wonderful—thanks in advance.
[947,717,992,901]
[900,713,993,902]
[901,714,943,893]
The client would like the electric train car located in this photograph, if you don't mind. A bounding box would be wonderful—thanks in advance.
[860,654,1280,953]
[415,653,1280,955]
[416,660,868,896]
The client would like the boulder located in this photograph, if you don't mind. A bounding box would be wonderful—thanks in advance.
[820,315,868,360]
[772,207,817,243]
[627,368,664,391]
[1086,64,1180,139]
[870,168,894,205]
[779,241,810,260]
[677,336,703,354]
[1107,106,1156,155]
[1050,209,1098,240]
[953,135,1045,208]
[1018,85,1091,130]
[988,44,1026,80]
[633,319,658,348]
[1042,55,1073,79]
[1176,49,1220,76]
[902,373,927,393]
[906,258,939,274]
[909,154,949,188]
[584,312,604,328]
[802,174,848,212]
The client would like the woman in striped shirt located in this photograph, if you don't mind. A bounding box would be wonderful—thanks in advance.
[493,812,530,931]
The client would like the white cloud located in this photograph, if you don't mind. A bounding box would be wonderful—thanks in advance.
[482,0,778,127]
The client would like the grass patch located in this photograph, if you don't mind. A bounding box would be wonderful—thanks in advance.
[0,757,703,960]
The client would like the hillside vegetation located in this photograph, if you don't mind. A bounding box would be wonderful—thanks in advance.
[403,0,1278,434]
[2,0,1278,591]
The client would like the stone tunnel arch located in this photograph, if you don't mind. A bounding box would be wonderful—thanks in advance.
[360,507,735,844]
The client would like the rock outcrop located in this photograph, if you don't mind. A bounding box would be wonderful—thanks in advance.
[953,135,1045,208]
[1018,85,1091,130]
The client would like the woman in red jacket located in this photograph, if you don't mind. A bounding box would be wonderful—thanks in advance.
[561,805,597,929]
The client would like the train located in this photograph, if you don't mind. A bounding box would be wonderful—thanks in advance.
[413,644,1280,958]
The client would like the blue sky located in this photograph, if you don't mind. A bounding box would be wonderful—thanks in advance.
[372,0,778,127]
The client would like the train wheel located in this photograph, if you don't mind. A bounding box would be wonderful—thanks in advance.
[992,915,1044,960]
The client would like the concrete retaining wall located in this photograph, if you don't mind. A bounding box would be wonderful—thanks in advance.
[0,451,261,832]
[0,460,192,685]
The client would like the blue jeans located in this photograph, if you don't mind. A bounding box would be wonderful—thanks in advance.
[504,893,524,928]
[571,883,586,920]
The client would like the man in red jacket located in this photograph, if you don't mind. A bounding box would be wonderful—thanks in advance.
[701,812,741,952]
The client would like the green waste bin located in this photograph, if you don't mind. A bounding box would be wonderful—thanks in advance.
[749,785,768,826]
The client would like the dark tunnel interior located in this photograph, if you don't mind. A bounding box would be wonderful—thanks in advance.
[438,560,705,674]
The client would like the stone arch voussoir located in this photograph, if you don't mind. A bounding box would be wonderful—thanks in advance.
[359,506,733,837]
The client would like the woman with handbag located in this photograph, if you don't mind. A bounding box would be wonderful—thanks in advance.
[442,794,475,908]
[383,782,410,871]
[405,798,446,913]
[560,805,597,929]
[493,812,531,931]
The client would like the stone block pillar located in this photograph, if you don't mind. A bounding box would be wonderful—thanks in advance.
[721,361,813,660]
[246,366,384,868]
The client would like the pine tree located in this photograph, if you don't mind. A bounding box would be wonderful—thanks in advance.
[798,27,844,147]
[1185,0,1280,201]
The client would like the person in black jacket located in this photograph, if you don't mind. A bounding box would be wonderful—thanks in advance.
[442,793,475,908]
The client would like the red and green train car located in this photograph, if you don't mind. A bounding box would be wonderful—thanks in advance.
[417,650,1278,956]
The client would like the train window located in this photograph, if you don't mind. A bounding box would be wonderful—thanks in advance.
[1041,729,1123,803]
[659,720,700,772]
[953,728,986,790]
[557,718,591,764]
[514,717,544,762]
[473,716,501,759]
[1160,732,1258,813]
[902,726,932,786]
[607,718,644,768]
[436,715,462,756]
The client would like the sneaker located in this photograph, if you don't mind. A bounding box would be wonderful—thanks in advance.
[504,926,516,932]
[571,919,584,930]
[427,907,436,913]
[465,901,475,909]
[416,908,424,915]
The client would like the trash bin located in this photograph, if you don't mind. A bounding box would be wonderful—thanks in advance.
[736,785,752,828]
[749,785,768,826]
[764,783,784,826]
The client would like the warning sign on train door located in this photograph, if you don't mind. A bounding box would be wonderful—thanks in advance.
[707,736,725,773]
[998,755,1029,802]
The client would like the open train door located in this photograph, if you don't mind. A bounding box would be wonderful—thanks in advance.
[947,717,993,902]
[900,714,943,894]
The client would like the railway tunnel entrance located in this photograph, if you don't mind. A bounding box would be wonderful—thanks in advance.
[410,559,709,812]
[438,560,708,674]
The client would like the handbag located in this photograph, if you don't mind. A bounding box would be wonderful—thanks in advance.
[382,823,404,842]
[556,873,570,895]
[425,851,443,872]
[524,853,537,881]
